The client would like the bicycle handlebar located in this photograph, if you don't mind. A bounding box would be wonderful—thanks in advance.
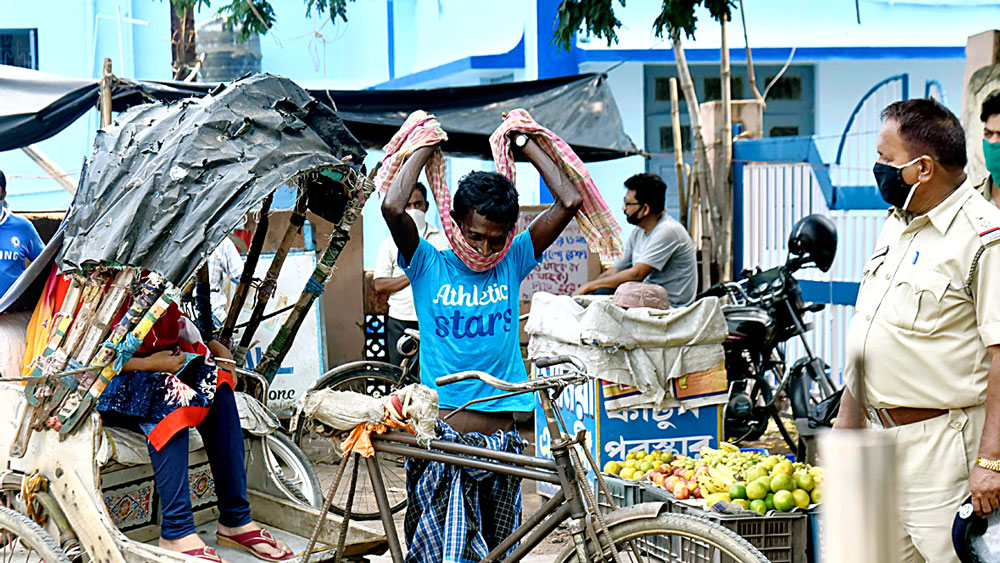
[535,355,586,371]
[435,355,589,391]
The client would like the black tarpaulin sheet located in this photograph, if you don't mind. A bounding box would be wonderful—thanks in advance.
[0,65,639,161]
[56,73,366,286]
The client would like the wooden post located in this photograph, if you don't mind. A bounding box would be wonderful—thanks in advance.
[669,78,688,231]
[99,58,113,128]
[719,17,734,281]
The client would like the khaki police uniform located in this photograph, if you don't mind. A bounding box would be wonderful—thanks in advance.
[976,175,996,206]
[845,179,1000,562]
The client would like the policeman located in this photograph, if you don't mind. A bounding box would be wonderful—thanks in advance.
[977,90,1000,206]
[835,98,1000,562]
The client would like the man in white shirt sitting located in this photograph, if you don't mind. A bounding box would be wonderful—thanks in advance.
[373,182,449,366]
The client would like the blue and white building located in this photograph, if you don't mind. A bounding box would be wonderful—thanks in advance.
[1,0,996,373]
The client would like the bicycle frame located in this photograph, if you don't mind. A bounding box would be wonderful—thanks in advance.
[364,388,594,563]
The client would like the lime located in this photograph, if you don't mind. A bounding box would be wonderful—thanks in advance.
[660,452,674,464]
[744,464,768,483]
[792,489,811,509]
[773,490,795,512]
[732,499,751,510]
[626,452,637,461]
[624,459,638,469]
[635,450,648,458]
[754,476,772,493]
[770,474,794,492]
[640,461,654,472]
[811,486,823,504]
[619,467,635,480]
[794,473,816,492]
[764,493,775,511]
[729,484,748,500]
[603,461,622,475]
[746,481,767,501]
[749,499,767,515]
[632,470,646,480]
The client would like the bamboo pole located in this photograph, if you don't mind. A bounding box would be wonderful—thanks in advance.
[12,279,85,457]
[99,58,113,128]
[21,145,76,194]
[258,171,373,384]
[219,193,273,346]
[57,277,174,435]
[672,30,718,288]
[234,193,308,366]
[739,0,764,104]
[719,17,734,281]
[669,78,688,230]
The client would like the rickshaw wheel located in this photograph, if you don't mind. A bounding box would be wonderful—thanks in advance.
[295,362,409,520]
[265,432,324,508]
[0,506,70,562]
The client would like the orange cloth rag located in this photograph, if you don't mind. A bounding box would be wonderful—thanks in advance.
[341,409,414,458]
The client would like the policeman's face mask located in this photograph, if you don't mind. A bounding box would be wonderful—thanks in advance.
[873,156,926,211]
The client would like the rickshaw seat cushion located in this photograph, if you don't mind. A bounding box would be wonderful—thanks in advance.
[97,391,277,466]
[0,312,30,379]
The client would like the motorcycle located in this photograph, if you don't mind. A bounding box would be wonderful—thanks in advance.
[700,214,843,462]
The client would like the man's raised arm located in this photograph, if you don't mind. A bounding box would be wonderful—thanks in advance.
[521,138,583,257]
[381,146,434,264]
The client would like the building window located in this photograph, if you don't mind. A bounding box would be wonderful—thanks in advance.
[764,75,802,100]
[703,76,743,102]
[0,29,38,70]
[769,126,800,137]
[654,77,673,102]
[659,125,691,152]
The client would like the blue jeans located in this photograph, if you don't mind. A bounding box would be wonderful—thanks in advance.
[147,385,252,540]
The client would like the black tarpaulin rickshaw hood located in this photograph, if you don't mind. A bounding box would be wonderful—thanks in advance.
[56,73,367,287]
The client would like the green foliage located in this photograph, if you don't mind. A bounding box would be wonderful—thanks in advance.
[552,0,734,51]
[652,0,734,40]
[168,0,355,40]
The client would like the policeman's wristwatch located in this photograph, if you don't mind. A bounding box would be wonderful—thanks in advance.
[977,457,1000,472]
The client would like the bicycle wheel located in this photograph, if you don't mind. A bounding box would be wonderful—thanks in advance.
[555,512,770,563]
[0,505,70,562]
[265,432,324,508]
[296,362,409,520]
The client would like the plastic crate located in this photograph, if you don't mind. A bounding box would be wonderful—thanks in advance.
[741,447,770,455]
[668,501,809,563]
[595,475,641,514]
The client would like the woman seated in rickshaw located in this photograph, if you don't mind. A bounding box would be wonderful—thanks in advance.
[98,298,293,563]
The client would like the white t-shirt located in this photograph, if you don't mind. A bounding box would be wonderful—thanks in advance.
[374,225,449,321]
[209,237,244,323]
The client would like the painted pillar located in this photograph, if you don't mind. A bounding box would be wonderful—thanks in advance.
[535,0,579,203]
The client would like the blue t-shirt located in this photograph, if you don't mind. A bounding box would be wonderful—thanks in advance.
[400,231,540,412]
[0,214,44,299]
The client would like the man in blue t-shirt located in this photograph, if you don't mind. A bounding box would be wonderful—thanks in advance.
[382,139,582,434]
[0,170,44,300]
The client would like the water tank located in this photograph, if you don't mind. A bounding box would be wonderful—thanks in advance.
[196,16,262,82]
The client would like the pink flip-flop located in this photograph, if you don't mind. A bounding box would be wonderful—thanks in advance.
[216,529,293,562]
[182,546,223,562]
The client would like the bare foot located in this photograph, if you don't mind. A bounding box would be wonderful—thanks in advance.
[159,533,229,562]
[218,521,292,560]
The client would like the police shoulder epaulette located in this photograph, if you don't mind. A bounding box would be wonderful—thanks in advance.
[966,199,1000,247]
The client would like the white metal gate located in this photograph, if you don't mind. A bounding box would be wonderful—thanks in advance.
[741,162,886,384]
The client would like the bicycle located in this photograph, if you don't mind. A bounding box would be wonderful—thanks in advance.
[305,355,770,563]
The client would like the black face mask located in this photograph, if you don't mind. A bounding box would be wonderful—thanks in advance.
[873,157,922,210]
[625,207,645,225]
